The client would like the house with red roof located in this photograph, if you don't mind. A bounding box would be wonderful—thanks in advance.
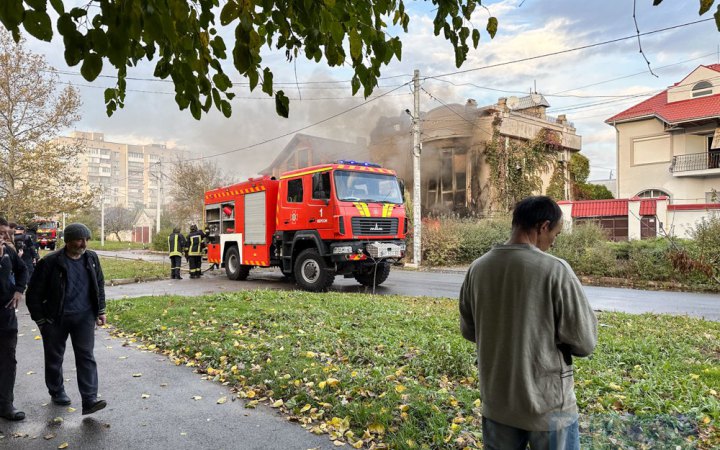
[600,64,720,237]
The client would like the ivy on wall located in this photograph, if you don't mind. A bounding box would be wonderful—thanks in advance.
[483,121,560,211]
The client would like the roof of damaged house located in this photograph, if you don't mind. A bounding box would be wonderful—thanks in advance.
[260,133,367,175]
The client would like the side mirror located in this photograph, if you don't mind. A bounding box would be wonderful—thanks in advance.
[398,178,405,199]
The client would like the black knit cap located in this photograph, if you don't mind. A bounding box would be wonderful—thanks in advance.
[64,223,92,241]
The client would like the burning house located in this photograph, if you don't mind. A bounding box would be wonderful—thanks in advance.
[368,94,582,216]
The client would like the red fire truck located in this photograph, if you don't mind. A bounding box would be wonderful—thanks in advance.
[34,218,60,250]
[204,161,407,291]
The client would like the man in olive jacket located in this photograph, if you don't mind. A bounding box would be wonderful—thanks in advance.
[459,196,597,450]
[26,223,108,415]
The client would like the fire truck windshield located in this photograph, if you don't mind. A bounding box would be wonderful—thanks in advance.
[334,170,403,204]
[38,222,56,229]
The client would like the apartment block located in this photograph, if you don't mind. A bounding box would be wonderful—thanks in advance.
[56,131,177,208]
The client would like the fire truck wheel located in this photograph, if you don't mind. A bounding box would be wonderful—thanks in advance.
[294,248,334,292]
[354,262,391,287]
[225,246,250,280]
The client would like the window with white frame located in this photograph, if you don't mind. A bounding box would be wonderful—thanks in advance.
[692,81,713,98]
[636,189,671,199]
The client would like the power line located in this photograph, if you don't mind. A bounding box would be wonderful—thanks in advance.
[179,82,412,163]
[428,18,712,79]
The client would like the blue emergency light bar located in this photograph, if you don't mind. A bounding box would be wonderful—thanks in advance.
[336,160,382,168]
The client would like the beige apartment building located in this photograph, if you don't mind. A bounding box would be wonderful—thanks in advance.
[56,131,176,208]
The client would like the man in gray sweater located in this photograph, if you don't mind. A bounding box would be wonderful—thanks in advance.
[459,196,597,449]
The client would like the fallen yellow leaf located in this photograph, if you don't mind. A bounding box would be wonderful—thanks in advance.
[333,440,345,446]
[141,394,150,399]
[367,423,385,434]
[245,390,256,398]
[394,385,406,393]
[300,404,312,413]
[132,373,142,377]
[352,439,364,448]
[58,443,69,449]
[26,371,35,375]
[326,378,340,388]
[272,399,284,408]
[217,396,227,404]
[192,395,202,401]
[67,407,76,413]
[34,335,42,340]
[702,416,711,424]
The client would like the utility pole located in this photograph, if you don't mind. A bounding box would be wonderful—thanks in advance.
[156,161,161,237]
[100,194,105,247]
[412,69,422,267]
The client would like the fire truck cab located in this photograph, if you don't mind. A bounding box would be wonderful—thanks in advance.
[204,161,407,291]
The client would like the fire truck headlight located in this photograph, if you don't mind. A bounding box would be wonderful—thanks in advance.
[332,246,353,254]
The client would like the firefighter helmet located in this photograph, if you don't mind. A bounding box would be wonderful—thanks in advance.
[189,224,198,232]
[173,227,180,234]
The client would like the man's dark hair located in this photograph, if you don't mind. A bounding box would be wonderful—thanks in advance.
[0,217,8,227]
[511,196,563,231]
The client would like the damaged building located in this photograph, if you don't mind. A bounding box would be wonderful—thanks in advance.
[368,94,582,216]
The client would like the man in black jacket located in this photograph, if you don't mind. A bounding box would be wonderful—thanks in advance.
[0,218,28,421]
[13,225,38,280]
[26,223,108,415]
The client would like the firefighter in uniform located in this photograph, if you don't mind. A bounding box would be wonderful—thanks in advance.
[185,224,205,279]
[167,227,186,279]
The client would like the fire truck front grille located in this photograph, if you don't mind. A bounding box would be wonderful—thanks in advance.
[351,218,398,236]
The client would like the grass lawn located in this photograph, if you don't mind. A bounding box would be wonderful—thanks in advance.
[108,291,720,449]
[100,256,166,281]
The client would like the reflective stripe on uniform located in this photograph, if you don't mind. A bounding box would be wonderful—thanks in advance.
[188,235,202,255]
[168,234,182,257]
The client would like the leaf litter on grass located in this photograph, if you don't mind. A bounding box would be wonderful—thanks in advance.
[108,291,720,448]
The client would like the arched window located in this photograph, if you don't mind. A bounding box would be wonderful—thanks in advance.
[692,81,713,98]
[636,189,671,199]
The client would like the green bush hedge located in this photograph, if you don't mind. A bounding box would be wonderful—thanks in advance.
[419,216,719,289]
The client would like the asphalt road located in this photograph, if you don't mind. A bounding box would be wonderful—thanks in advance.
[107,264,720,322]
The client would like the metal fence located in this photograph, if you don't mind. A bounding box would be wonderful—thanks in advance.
[671,151,720,173]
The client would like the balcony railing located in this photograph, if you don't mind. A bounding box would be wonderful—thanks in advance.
[671,151,720,173]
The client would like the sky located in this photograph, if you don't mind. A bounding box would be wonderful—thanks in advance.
[22,0,720,182]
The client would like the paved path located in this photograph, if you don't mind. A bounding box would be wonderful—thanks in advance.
[1,310,334,449]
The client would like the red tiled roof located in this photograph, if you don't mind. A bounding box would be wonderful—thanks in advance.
[571,199,628,218]
[606,64,720,124]
[639,199,657,216]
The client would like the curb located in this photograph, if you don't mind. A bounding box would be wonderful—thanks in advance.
[106,276,167,286]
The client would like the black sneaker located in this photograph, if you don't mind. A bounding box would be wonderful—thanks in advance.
[51,392,71,406]
[82,400,107,415]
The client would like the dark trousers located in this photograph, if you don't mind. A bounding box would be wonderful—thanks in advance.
[0,331,18,411]
[482,416,580,450]
[170,255,182,279]
[40,311,99,406]
[188,256,202,278]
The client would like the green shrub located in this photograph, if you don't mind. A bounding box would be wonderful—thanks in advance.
[421,219,460,266]
[420,216,511,266]
[454,216,511,263]
[152,228,173,252]
[551,222,616,276]
[626,238,674,282]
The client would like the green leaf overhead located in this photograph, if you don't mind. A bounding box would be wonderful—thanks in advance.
[0,0,502,119]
